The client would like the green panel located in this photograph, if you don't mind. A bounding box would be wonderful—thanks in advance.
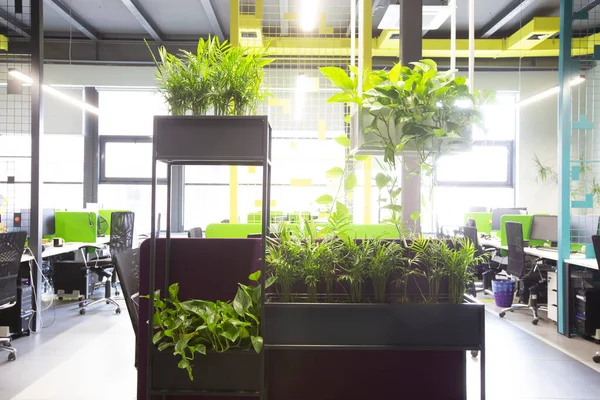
[55,211,97,243]
[349,224,399,238]
[98,209,130,235]
[206,223,264,238]
[464,212,492,234]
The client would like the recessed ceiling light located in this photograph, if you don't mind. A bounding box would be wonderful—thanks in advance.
[378,5,452,31]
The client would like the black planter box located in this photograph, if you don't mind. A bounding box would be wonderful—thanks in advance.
[154,115,271,164]
[263,302,485,349]
[151,347,261,393]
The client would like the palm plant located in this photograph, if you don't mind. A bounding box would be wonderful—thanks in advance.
[338,238,372,303]
[393,256,425,303]
[265,224,301,302]
[446,238,486,304]
[150,45,189,115]
[367,239,403,303]
[410,237,452,303]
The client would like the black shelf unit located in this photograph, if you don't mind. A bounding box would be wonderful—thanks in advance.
[147,115,271,399]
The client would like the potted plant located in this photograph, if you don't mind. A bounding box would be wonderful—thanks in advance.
[147,36,273,163]
[148,271,274,392]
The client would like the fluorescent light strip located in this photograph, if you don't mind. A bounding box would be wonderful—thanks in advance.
[9,70,100,115]
[517,77,585,108]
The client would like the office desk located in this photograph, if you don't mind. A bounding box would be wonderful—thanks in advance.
[21,236,110,263]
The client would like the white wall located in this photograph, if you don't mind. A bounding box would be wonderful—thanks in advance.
[474,70,559,214]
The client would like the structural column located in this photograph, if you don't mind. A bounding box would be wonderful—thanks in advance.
[30,0,44,330]
[399,0,423,233]
[83,87,99,207]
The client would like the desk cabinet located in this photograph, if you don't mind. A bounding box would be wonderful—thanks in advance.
[547,271,558,322]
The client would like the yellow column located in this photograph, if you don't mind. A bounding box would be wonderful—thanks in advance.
[229,0,239,223]
[362,0,373,224]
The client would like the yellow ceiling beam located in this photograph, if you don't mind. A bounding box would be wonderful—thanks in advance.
[238,15,598,59]
[0,35,7,52]
[505,17,559,50]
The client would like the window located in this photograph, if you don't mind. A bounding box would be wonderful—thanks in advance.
[99,136,167,183]
[99,90,167,136]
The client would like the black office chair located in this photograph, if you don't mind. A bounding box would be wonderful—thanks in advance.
[188,227,203,238]
[114,248,140,336]
[499,222,547,325]
[0,231,27,361]
[79,212,135,315]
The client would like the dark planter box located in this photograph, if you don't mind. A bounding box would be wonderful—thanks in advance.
[263,302,485,349]
[151,347,261,393]
[154,115,270,163]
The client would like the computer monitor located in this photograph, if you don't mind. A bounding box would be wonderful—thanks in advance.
[42,209,55,237]
[571,215,600,244]
[530,215,558,245]
[491,208,527,231]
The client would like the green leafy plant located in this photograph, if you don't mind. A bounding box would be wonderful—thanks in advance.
[338,238,372,302]
[321,60,491,172]
[367,239,403,302]
[148,36,272,116]
[393,256,425,304]
[266,224,301,302]
[445,238,485,304]
[149,271,274,381]
[533,153,557,184]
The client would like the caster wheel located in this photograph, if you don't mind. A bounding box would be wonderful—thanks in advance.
[106,300,110,305]
[115,291,120,296]
[4,342,11,347]
[78,302,84,308]
[26,331,31,337]
[532,319,539,326]
[8,353,16,361]
[593,352,600,364]
[58,297,63,301]
[116,308,121,314]
[80,308,86,315]
[471,350,478,357]
[499,312,506,318]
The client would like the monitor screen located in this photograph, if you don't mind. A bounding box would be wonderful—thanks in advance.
[491,208,527,231]
[530,215,558,243]
[42,208,55,237]
[571,215,600,244]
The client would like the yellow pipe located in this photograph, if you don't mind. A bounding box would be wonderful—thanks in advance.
[362,0,372,224]
[229,0,239,223]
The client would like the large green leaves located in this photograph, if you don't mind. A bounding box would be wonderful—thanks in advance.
[320,66,354,91]
[344,172,358,191]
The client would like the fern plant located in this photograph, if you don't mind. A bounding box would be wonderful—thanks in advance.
[338,238,372,302]
[367,239,403,302]
[265,224,301,302]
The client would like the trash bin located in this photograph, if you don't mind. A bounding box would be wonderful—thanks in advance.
[492,279,515,308]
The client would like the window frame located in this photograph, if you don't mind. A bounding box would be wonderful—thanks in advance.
[434,140,514,188]
[99,135,166,184]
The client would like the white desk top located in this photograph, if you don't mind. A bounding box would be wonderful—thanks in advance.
[565,257,598,270]
[21,236,110,263]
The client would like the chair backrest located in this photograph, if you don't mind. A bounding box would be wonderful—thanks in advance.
[0,231,27,307]
[463,226,478,246]
[188,227,203,238]
[506,222,527,278]
[465,218,477,228]
[592,235,600,266]
[109,212,135,257]
[114,248,140,335]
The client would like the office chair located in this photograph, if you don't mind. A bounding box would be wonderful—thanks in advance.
[188,227,203,238]
[0,231,27,361]
[499,222,547,325]
[463,226,498,296]
[79,211,135,315]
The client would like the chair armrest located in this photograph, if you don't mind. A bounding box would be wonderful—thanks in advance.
[0,301,16,311]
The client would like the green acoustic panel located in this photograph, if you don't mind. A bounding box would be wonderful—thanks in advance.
[55,211,97,243]
[572,115,594,130]
[464,212,492,234]
[572,165,581,181]
[572,194,594,209]
[98,209,130,235]
[205,223,401,239]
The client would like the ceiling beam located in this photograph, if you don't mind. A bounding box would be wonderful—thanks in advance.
[43,0,99,40]
[199,0,224,41]
[120,0,163,41]
[577,0,600,13]
[480,0,536,38]
[0,8,30,38]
